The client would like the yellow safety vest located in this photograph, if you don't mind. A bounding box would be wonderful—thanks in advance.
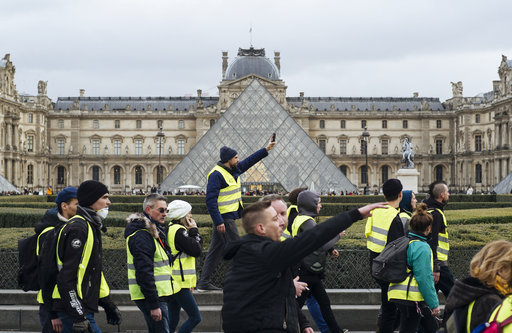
[488,296,512,332]
[167,224,197,289]
[280,231,292,242]
[292,215,314,237]
[287,205,298,218]
[388,240,433,302]
[36,226,55,304]
[207,165,242,214]
[365,206,400,253]
[126,229,175,300]
[428,208,449,262]
[53,216,110,300]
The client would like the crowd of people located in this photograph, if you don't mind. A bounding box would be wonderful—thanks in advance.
[26,136,512,333]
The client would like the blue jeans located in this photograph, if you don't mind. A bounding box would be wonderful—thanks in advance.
[58,312,101,333]
[168,289,202,333]
[306,296,329,333]
[135,299,171,333]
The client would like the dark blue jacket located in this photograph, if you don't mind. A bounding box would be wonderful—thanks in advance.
[206,148,268,226]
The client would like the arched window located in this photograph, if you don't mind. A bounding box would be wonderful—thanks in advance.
[381,166,389,183]
[360,165,368,185]
[113,166,121,185]
[135,166,143,185]
[92,166,100,181]
[27,164,33,184]
[475,164,482,183]
[435,165,443,182]
[339,165,347,176]
[156,166,165,184]
[57,166,66,185]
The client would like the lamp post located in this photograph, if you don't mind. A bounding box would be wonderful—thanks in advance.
[156,127,165,191]
[362,127,370,195]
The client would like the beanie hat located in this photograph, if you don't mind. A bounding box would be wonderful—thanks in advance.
[77,180,109,208]
[297,190,320,217]
[56,186,78,208]
[399,190,413,212]
[167,200,192,220]
[382,179,403,199]
[220,146,238,163]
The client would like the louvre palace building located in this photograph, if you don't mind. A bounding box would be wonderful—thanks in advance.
[1,48,512,194]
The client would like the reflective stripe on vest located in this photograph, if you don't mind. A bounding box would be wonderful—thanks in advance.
[167,224,196,289]
[53,215,110,300]
[280,231,292,242]
[36,226,54,304]
[126,229,174,300]
[466,300,476,333]
[388,240,433,302]
[427,208,449,262]
[291,215,314,237]
[365,206,400,253]
[207,165,242,214]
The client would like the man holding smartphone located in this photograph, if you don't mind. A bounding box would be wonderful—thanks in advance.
[197,135,276,291]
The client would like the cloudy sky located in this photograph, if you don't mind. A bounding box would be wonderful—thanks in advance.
[2,0,512,102]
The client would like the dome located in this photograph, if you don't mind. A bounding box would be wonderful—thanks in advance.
[225,51,280,81]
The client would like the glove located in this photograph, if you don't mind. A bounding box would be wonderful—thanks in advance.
[104,302,122,325]
[72,319,91,333]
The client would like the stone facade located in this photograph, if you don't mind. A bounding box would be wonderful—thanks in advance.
[2,50,512,193]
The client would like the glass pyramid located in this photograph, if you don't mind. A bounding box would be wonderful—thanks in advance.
[493,172,512,194]
[0,174,19,193]
[160,79,357,194]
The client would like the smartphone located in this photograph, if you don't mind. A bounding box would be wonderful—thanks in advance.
[271,132,276,142]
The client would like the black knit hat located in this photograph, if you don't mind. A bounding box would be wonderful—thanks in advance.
[382,179,402,199]
[77,180,109,208]
[220,146,238,163]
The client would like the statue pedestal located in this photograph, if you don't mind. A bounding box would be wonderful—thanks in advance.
[396,168,420,193]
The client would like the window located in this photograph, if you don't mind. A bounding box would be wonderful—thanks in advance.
[58,119,64,129]
[476,114,481,124]
[93,120,99,129]
[381,139,388,155]
[114,140,121,155]
[136,120,142,129]
[210,119,215,127]
[135,140,143,155]
[27,164,33,184]
[157,120,163,128]
[92,140,100,155]
[475,135,482,152]
[339,165,347,176]
[381,166,389,183]
[28,113,33,123]
[436,139,443,155]
[319,120,325,129]
[57,139,65,155]
[361,120,366,129]
[403,120,408,129]
[178,120,185,129]
[475,164,482,183]
[92,166,100,181]
[340,120,346,129]
[382,120,387,129]
[361,166,368,185]
[319,139,326,153]
[135,166,143,185]
[340,140,347,155]
[360,140,367,155]
[27,135,34,152]
[436,120,442,128]
[114,120,120,129]
[435,165,443,182]
[177,139,185,155]
[57,166,66,185]
[113,166,121,185]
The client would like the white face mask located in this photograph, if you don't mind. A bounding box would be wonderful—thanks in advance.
[96,207,109,220]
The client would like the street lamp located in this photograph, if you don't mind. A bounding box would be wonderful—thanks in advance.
[362,127,370,195]
[156,127,165,190]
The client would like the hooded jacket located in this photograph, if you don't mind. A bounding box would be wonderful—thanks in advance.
[125,212,173,309]
[424,196,448,270]
[221,209,362,333]
[444,277,503,332]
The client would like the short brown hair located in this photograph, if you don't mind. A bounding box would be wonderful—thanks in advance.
[470,240,512,287]
[259,194,283,203]
[409,203,433,233]
[288,187,308,205]
[242,201,272,234]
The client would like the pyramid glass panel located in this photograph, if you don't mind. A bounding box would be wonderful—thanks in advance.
[161,79,357,193]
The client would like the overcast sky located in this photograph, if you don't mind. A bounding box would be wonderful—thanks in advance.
[2,0,512,102]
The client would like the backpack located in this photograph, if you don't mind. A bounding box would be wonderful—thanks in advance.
[472,302,512,333]
[17,234,40,291]
[38,224,64,307]
[371,236,412,283]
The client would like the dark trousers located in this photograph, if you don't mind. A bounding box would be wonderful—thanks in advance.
[198,218,239,285]
[435,265,455,298]
[375,278,399,333]
[296,274,342,333]
[168,288,202,333]
[396,302,438,333]
[39,305,54,333]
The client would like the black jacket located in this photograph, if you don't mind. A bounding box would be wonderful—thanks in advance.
[125,213,172,309]
[168,222,203,257]
[53,206,113,322]
[444,277,503,332]
[424,196,447,270]
[221,209,362,333]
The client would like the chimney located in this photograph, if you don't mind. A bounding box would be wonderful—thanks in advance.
[197,89,202,98]
[222,51,228,79]
[80,89,85,97]
[274,51,281,74]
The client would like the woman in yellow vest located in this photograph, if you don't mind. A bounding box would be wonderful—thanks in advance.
[388,203,440,332]
[166,200,203,333]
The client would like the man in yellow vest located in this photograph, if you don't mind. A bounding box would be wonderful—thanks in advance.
[424,180,454,298]
[125,194,175,333]
[365,178,404,333]
[54,180,121,333]
[198,138,276,291]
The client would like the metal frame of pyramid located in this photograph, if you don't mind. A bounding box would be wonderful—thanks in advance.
[160,79,357,193]
[493,172,512,194]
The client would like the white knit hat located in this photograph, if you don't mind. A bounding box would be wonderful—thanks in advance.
[167,200,192,220]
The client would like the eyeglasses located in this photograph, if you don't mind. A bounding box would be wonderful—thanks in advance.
[155,208,166,214]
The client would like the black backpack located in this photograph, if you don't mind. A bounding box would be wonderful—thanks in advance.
[38,224,64,307]
[17,233,40,291]
[371,236,413,283]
